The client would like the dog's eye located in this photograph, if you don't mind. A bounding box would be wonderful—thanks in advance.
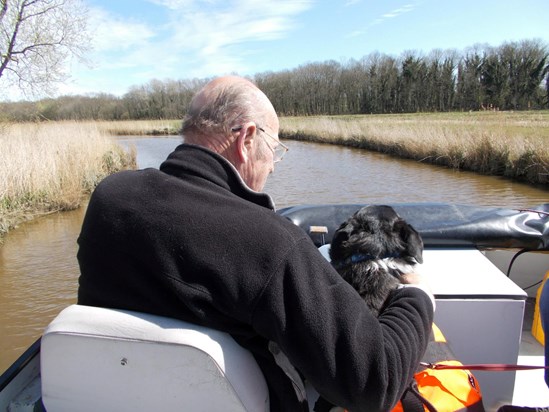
[359,222,373,231]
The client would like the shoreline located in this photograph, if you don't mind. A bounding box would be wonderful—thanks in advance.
[279,112,549,187]
[95,112,549,186]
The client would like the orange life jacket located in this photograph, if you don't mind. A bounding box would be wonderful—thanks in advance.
[314,324,485,412]
[392,323,485,412]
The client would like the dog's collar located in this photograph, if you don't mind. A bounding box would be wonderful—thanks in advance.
[331,252,400,270]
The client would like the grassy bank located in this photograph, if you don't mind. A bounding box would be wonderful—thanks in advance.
[95,119,182,136]
[0,121,136,239]
[72,113,549,186]
[280,111,549,186]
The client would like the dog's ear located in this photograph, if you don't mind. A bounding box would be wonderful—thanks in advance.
[394,220,424,264]
[329,222,349,260]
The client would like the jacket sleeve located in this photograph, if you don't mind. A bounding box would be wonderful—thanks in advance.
[251,236,434,411]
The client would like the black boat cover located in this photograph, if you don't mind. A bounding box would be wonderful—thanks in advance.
[277,203,549,250]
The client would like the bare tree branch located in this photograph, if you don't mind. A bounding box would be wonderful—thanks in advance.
[0,0,90,98]
[0,0,7,22]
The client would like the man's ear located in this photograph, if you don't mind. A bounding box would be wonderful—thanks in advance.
[236,123,256,163]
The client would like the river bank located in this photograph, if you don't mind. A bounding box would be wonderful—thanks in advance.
[280,111,549,186]
[0,122,136,240]
[90,112,549,186]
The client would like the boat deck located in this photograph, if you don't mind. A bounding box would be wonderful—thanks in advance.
[514,298,548,408]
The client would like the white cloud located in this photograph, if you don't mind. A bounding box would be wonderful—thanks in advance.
[382,4,415,19]
[146,0,313,76]
[88,8,156,52]
[60,0,313,96]
[145,0,196,10]
[347,2,417,37]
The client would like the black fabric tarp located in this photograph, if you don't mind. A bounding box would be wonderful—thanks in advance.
[277,203,549,250]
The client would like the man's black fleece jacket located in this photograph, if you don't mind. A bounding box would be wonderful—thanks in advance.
[77,144,434,411]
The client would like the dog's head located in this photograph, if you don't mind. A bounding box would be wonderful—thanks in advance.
[329,205,424,315]
[329,205,423,266]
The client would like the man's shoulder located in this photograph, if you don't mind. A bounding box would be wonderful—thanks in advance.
[101,168,162,183]
[86,169,170,216]
[250,210,317,255]
[94,168,166,193]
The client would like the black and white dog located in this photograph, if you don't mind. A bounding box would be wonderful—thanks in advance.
[313,205,426,412]
[329,204,424,316]
[321,206,484,412]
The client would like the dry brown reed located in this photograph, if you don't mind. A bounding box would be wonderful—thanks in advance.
[280,111,549,186]
[0,121,136,238]
[95,119,182,136]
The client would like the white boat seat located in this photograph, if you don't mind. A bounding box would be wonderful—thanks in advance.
[40,304,269,412]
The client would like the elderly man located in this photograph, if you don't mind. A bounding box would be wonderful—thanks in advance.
[77,76,434,411]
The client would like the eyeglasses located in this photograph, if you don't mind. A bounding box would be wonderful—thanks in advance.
[257,127,289,163]
[231,125,289,163]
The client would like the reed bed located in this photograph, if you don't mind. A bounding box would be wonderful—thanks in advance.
[95,119,182,136]
[0,121,136,238]
[280,111,549,186]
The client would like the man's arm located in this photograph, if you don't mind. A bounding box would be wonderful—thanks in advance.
[252,237,434,411]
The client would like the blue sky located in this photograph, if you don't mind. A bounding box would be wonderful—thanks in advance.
[52,0,549,97]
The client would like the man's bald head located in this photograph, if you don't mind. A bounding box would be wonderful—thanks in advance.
[182,76,277,147]
[180,75,280,192]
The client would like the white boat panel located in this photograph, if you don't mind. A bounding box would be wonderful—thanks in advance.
[514,329,549,408]
[412,249,529,410]
[483,250,549,298]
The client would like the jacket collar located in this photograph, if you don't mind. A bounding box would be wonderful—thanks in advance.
[159,143,276,211]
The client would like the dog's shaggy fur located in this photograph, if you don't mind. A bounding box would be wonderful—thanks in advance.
[329,205,424,316]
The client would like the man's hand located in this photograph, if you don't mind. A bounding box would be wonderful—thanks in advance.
[399,272,436,311]
[400,272,424,285]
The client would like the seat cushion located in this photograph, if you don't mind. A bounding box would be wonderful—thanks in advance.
[41,304,269,412]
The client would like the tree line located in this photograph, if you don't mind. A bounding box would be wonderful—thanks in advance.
[1,39,548,122]
[256,39,549,116]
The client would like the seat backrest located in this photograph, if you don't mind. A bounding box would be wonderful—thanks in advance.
[41,304,269,412]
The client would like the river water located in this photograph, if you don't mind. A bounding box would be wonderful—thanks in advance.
[1,136,547,373]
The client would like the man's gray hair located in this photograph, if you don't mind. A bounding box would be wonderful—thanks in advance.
[182,82,266,137]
